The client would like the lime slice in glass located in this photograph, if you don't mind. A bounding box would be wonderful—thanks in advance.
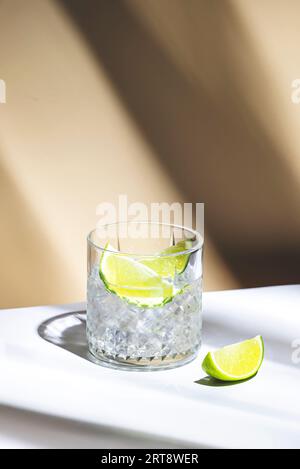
[140,240,193,278]
[99,244,174,307]
[202,336,264,381]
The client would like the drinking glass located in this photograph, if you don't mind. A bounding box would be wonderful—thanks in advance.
[87,222,203,370]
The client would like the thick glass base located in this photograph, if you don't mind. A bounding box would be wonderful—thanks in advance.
[87,344,201,371]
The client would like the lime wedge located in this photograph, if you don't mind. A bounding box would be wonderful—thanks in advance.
[202,336,264,381]
[141,240,192,278]
[99,244,174,307]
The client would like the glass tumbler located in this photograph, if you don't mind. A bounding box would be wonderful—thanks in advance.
[87,222,203,370]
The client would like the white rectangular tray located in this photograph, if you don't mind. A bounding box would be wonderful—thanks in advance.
[0,286,300,449]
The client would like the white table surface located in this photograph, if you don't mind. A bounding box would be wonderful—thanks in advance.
[0,285,300,449]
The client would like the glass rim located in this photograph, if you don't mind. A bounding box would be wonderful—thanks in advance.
[87,221,203,258]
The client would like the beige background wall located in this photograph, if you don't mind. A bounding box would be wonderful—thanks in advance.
[0,0,299,308]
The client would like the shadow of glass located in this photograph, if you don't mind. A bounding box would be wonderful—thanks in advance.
[38,311,92,362]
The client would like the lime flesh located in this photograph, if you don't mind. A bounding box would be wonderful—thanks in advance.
[202,336,264,381]
[140,240,192,278]
[99,244,174,307]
